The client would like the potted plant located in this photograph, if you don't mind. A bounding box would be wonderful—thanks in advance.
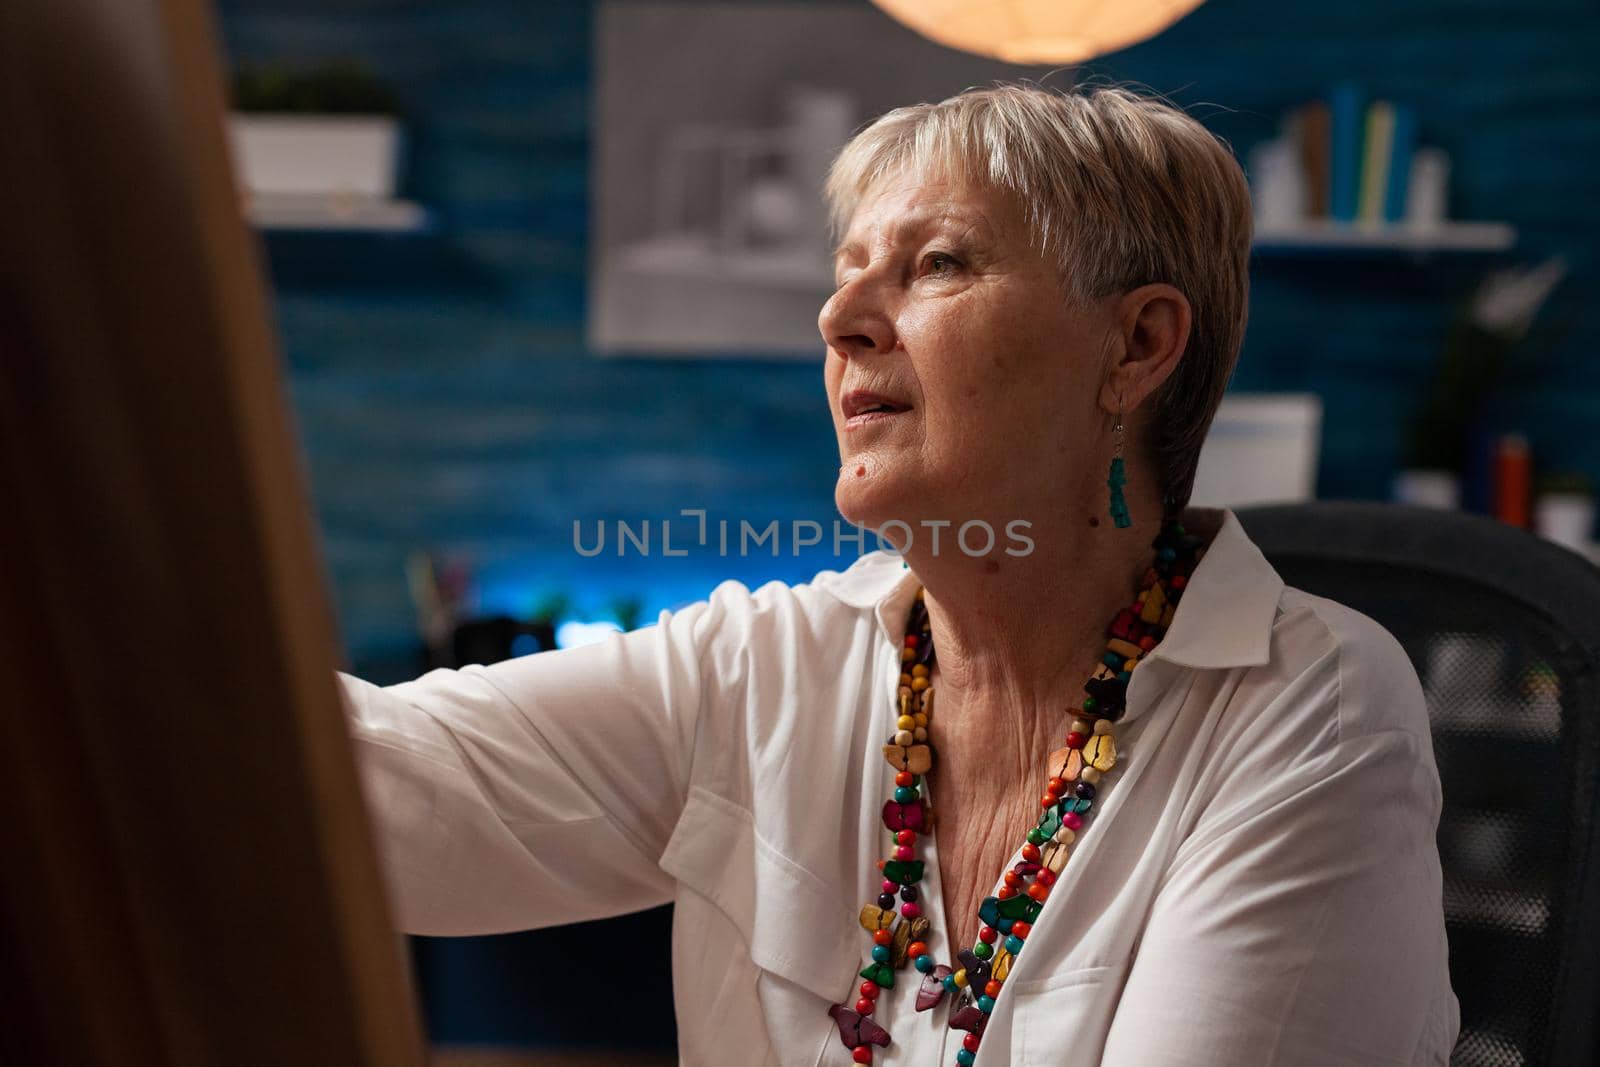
[228,60,405,203]
[1394,256,1570,508]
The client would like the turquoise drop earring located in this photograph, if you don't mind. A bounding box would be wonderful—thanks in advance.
[1107,404,1131,528]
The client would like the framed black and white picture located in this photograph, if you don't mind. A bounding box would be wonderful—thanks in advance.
[589,1,1061,357]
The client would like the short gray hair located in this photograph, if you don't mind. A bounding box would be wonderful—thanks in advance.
[824,82,1253,517]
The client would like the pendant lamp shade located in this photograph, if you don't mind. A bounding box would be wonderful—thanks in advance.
[871,0,1206,64]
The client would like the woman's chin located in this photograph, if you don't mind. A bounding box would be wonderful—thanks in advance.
[834,468,913,536]
[833,481,873,530]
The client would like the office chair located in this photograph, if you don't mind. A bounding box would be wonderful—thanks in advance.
[1237,501,1600,1067]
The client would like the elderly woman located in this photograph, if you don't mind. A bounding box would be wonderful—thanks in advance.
[341,84,1459,1065]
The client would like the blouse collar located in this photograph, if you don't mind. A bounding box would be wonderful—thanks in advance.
[817,506,1285,673]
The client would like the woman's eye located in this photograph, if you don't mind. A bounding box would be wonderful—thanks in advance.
[923,252,959,276]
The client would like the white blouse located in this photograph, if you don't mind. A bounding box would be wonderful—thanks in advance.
[340,506,1460,1065]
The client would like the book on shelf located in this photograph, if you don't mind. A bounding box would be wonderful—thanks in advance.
[1277,83,1437,231]
[1290,99,1331,218]
[1383,102,1418,223]
[1327,81,1366,223]
[1357,100,1394,225]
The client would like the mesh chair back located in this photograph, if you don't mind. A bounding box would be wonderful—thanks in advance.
[1237,502,1600,1067]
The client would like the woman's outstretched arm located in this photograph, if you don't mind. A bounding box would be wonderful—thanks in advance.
[339,590,729,936]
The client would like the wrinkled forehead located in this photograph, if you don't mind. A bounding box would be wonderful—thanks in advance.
[831,164,1024,259]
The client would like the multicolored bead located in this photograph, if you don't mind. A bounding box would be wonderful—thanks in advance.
[881,860,924,885]
[1084,734,1117,772]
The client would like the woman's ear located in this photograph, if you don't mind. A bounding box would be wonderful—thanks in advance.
[1098,283,1192,415]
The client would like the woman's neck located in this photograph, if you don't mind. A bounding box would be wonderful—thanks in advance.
[910,509,1165,736]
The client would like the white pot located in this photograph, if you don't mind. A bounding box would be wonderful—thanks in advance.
[1534,493,1595,554]
[1392,468,1460,510]
[227,114,401,199]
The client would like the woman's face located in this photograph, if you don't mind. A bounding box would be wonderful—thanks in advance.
[821,169,1117,543]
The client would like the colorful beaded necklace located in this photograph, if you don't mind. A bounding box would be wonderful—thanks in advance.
[826,520,1205,1066]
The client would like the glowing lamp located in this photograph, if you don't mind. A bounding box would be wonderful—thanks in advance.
[871,0,1206,63]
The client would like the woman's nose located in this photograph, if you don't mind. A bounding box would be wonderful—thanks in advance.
[818,276,895,359]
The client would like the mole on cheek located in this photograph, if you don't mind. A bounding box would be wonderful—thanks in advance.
[855,465,866,477]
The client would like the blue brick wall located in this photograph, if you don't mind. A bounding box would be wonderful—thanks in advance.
[217,0,1599,681]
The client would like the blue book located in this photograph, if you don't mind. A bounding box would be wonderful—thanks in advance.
[1328,81,1365,223]
[1383,103,1418,223]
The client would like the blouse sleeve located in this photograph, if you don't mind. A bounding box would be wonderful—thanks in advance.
[1100,643,1452,1065]
[338,584,738,937]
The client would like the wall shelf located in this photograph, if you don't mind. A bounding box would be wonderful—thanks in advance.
[244,194,490,292]
[1252,219,1516,256]
[245,193,432,233]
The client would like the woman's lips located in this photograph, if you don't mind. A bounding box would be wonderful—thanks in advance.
[845,408,905,431]
[841,389,911,431]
